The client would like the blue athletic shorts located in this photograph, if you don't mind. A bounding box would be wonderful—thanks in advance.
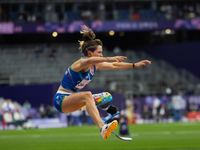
[53,91,112,113]
[54,91,71,113]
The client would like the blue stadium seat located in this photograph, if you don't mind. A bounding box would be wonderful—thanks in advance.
[139,9,157,20]
[157,11,167,20]
[64,11,82,22]
[118,10,129,20]
[9,11,19,22]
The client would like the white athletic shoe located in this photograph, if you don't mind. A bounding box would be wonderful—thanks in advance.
[100,120,118,139]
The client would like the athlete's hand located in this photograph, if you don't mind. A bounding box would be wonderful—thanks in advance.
[109,56,127,62]
[134,60,151,68]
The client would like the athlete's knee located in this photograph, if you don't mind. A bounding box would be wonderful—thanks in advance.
[83,91,94,101]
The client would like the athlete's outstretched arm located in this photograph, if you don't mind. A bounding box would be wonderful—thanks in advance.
[71,56,127,72]
[83,56,127,65]
[98,60,151,70]
[134,60,151,68]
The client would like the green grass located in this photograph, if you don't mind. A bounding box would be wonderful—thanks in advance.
[1,121,200,150]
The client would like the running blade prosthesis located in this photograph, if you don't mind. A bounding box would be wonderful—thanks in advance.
[102,111,132,141]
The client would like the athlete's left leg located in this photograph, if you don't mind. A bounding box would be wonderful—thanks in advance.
[80,92,117,114]
[93,92,118,115]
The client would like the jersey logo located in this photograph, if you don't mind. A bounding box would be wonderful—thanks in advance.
[56,99,60,105]
[75,79,91,90]
[86,75,89,79]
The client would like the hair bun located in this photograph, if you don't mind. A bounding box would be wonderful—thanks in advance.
[80,25,96,42]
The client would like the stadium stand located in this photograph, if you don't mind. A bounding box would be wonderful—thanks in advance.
[0,44,199,95]
[1,1,200,22]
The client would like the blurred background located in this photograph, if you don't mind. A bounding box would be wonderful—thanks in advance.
[0,0,200,130]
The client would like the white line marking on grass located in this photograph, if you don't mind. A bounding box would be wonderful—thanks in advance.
[31,135,42,138]
[178,124,199,126]
[50,133,100,137]
[141,149,200,150]
[142,131,171,135]
[154,122,200,127]
[0,134,42,139]
[130,133,139,137]
[133,130,200,136]
[175,130,200,134]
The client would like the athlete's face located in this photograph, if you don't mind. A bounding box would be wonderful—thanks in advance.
[91,45,103,57]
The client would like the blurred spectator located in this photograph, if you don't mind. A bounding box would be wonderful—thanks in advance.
[81,8,93,20]
[49,48,57,62]
[165,99,173,121]
[119,115,129,135]
[152,96,161,122]
[133,11,140,20]
[46,105,53,118]
[40,43,47,53]
[22,100,32,119]
[196,3,200,16]
[51,105,59,118]
[13,109,26,129]
[39,103,46,118]
[1,2,200,23]
[3,110,16,130]
[165,4,173,20]
[188,9,196,19]
[70,110,83,126]
[113,7,118,20]
[159,104,166,122]
[183,4,196,19]
[1,98,16,113]
[34,46,41,58]
[105,77,112,93]
[142,104,151,123]
[136,82,144,96]
[113,45,122,56]
[49,51,55,62]
[27,13,36,22]
[160,3,168,13]
[0,5,2,21]
[185,97,191,113]
[128,4,135,20]
[125,95,134,124]
[116,83,124,94]
[171,91,186,122]
[18,10,27,23]
[109,81,117,94]
[0,112,3,126]
[189,103,199,112]
[23,100,31,109]
[171,3,179,19]
[120,109,129,135]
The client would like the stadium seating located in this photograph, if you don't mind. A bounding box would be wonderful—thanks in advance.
[64,11,82,22]
[0,44,199,95]
[117,10,129,20]
[139,9,157,20]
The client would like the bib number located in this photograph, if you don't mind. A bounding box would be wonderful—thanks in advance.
[75,79,90,90]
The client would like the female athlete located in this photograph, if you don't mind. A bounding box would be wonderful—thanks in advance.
[53,25,151,139]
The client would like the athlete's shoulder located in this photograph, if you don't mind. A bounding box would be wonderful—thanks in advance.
[71,58,89,72]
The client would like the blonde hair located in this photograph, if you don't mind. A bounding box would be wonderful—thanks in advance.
[78,25,102,56]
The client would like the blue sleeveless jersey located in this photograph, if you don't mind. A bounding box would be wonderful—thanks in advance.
[61,65,96,92]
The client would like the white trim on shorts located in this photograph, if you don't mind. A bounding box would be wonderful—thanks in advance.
[56,90,73,95]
